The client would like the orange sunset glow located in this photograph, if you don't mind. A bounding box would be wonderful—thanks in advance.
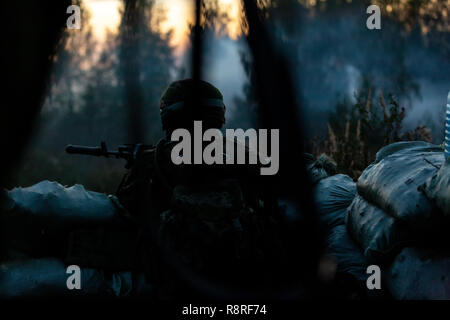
[84,0,242,52]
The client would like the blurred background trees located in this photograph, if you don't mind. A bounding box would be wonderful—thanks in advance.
[7,0,174,192]
[7,0,449,191]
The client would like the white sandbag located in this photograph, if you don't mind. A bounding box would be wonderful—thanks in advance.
[386,247,450,300]
[1,181,121,258]
[374,141,432,163]
[307,154,337,186]
[8,180,117,221]
[422,160,450,217]
[325,225,369,283]
[346,195,412,263]
[0,258,132,298]
[324,225,388,299]
[357,141,444,223]
[314,174,356,230]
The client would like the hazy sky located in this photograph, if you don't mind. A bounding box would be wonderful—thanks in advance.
[83,0,241,52]
[82,0,247,121]
[69,1,450,139]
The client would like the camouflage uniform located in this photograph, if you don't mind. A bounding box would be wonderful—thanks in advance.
[115,79,286,298]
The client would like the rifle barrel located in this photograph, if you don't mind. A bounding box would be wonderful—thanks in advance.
[65,143,146,163]
[65,145,105,156]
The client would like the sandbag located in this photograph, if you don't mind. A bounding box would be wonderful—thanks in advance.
[386,247,450,300]
[7,180,118,221]
[0,258,132,298]
[307,154,337,186]
[422,160,450,217]
[314,174,356,229]
[374,141,433,163]
[1,180,122,258]
[325,225,369,283]
[346,195,412,263]
[324,225,389,299]
[357,141,444,223]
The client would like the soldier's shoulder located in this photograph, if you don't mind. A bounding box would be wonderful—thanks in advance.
[132,145,157,173]
[141,146,157,160]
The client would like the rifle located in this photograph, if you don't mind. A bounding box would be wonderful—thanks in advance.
[66,141,154,169]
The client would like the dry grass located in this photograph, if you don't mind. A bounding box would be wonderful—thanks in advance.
[311,89,432,180]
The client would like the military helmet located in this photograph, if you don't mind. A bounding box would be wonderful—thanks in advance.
[159,79,226,131]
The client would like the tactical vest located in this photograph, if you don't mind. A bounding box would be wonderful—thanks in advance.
[69,138,286,298]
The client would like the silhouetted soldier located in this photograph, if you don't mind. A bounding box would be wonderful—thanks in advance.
[115,79,286,299]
